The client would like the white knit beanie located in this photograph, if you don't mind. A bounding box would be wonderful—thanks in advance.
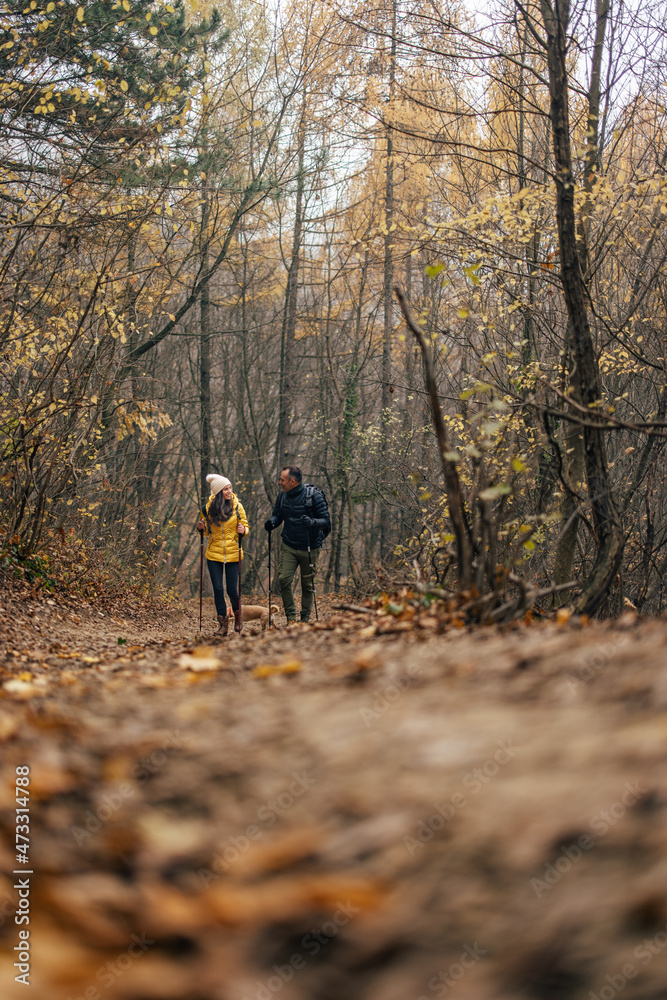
[206,473,231,495]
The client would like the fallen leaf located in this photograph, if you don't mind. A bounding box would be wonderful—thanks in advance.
[232,827,323,876]
[0,712,19,740]
[252,658,302,678]
[179,646,222,671]
[2,679,35,697]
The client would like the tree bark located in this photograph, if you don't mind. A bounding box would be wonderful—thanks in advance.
[395,286,472,589]
[379,0,397,561]
[553,0,609,600]
[278,125,306,472]
[199,187,212,497]
[538,0,623,615]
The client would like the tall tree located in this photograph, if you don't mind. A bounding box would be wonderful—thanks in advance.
[379,0,398,559]
[535,0,623,613]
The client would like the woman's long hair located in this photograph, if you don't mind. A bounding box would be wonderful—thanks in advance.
[209,491,234,526]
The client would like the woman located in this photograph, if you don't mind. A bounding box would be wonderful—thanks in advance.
[198,473,249,636]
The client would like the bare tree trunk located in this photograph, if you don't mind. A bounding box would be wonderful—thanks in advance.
[278,119,306,471]
[553,0,609,599]
[578,0,610,261]
[538,0,623,615]
[552,325,586,600]
[199,187,212,498]
[238,226,275,506]
[395,286,472,589]
[379,0,397,561]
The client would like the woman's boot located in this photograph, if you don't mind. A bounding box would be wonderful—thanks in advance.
[233,610,242,635]
[216,614,229,637]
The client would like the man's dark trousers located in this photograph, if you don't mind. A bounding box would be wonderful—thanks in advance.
[278,543,320,622]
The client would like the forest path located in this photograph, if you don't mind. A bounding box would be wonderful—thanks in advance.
[1,593,667,1000]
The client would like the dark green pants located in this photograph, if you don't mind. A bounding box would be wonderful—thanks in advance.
[278,543,319,621]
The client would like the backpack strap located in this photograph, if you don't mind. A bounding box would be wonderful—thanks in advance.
[202,495,211,534]
[280,488,314,507]
[304,485,331,539]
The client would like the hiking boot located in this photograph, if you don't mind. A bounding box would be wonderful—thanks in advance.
[233,610,243,635]
[216,614,229,637]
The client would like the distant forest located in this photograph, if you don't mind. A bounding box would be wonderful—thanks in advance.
[2,0,667,616]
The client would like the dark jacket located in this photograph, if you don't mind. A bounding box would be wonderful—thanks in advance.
[268,483,330,550]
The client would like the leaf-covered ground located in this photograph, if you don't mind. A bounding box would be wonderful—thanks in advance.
[1,590,667,1000]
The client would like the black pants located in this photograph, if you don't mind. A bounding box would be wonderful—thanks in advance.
[206,560,239,617]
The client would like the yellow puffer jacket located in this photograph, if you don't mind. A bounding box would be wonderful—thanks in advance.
[203,493,249,563]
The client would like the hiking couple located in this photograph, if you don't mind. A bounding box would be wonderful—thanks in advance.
[197,465,330,635]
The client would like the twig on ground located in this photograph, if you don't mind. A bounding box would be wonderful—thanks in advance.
[490,579,579,623]
[332,602,374,615]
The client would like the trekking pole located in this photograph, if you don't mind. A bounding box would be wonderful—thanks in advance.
[268,528,272,629]
[307,539,319,622]
[199,525,204,632]
[237,528,243,635]
[199,491,211,633]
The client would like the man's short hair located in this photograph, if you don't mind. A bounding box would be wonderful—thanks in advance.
[282,465,302,484]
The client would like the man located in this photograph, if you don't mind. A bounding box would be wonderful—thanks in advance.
[264,466,331,624]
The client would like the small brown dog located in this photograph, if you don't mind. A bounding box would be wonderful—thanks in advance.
[238,604,280,630]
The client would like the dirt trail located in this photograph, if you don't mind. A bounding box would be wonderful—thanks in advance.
[1,593,667,1000]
